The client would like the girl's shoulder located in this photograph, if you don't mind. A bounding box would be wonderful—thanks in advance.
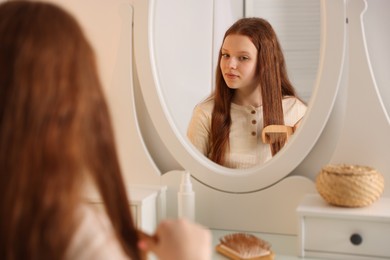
[282,96,307,109]
[66,204,129,260]
[194,96,215,114]
[282,96,307,126]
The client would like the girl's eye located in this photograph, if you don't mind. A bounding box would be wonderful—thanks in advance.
[239,56,249,61]
[221,53,229,58]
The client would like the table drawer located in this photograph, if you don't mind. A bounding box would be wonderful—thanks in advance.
[304,216,390,258]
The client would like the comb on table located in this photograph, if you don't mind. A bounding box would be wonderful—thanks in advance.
[215,233,275,260]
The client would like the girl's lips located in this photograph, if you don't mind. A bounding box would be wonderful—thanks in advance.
[224,73,238,79]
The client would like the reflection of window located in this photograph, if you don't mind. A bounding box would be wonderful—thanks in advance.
[245,0,321,103]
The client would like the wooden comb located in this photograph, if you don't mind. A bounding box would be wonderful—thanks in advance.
[216,233,274,260]
[261,125,295,144]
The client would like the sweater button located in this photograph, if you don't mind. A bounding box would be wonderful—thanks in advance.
[251,131,256,136]
[252,120,257,124]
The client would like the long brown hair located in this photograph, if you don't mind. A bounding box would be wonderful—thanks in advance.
[0,1,141,259]
[210,17,297,165]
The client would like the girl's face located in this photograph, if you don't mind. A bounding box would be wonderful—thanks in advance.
[220,34,258,91]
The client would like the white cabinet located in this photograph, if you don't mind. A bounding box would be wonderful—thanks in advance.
[128,185,167,234]
[297,194,390,259]
[86,185,167,235]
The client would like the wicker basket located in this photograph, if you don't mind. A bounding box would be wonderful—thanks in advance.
[316,164,384,207]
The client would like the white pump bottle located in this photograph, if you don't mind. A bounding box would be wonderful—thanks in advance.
[177,171,195,221]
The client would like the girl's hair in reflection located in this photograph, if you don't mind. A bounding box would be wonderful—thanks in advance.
[211,18,299,165]
[0,1,141,259]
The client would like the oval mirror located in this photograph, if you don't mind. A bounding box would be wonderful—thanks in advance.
[134,0,346,192]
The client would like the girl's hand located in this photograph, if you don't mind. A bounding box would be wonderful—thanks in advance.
[138,218,211,260]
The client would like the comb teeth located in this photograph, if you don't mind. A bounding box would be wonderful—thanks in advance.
[217,233,272,259]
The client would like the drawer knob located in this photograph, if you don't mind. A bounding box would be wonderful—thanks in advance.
[350,233,363,245]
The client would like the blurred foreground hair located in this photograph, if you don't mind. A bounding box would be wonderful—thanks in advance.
[0,1,141,259]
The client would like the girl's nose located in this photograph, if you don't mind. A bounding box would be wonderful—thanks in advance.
[228,58,237,69]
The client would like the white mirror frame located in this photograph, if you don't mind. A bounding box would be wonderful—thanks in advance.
[134,0,346,193]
